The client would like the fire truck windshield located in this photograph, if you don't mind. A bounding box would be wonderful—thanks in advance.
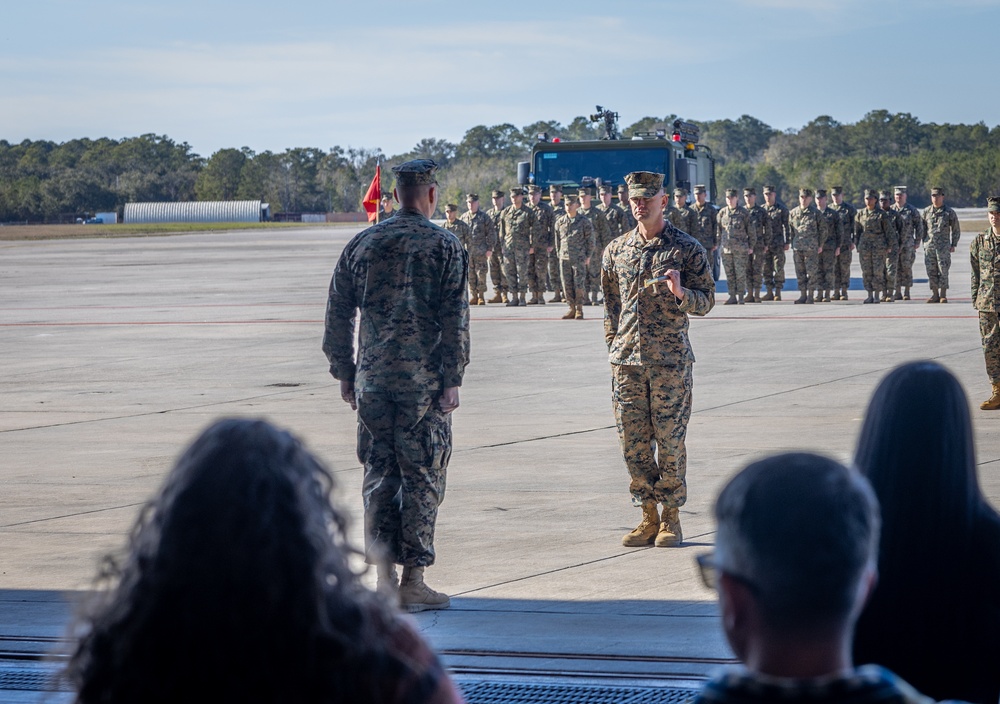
[532,146,671,190]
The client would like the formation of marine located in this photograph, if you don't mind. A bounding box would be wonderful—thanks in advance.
[435,183,964,311]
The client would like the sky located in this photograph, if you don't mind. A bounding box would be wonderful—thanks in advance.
[2,0,999,159]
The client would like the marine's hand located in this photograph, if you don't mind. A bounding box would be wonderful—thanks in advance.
[784,244,790,251]
[486,250,493,259]
[665,269,684,300]
[439,386,460,414]
[340,380,357,411]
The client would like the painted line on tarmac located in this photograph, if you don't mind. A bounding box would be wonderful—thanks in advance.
[0,503,145,529]
[0,320,323,327]
[0,383,335,434]
[2,303,318,311]
[451,528,718,597]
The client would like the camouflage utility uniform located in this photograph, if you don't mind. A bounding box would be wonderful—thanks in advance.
[745,203,768,300]
[549,197,566,296]
[666,204,693,233]
[789,203,821,299]
[923,202,961,293]
[717,204,756,301]
[763,201,790,296]
[817,206,843,297]
[599,200,627,240]
[602,222,715,511]
[881,205,903,300]
[972,225,1000,386]
[892,201,923,293]
[855,206,893,296]
[527,195,555,301]
[619,195,637,232]
[458,209,497,300]
[323,206,470,567]
[555,211,596,306]
[486,202,507,298]
[582,204,614,302]
[830,199,856,297]
[690,201,719,280]
[499,201,540,296]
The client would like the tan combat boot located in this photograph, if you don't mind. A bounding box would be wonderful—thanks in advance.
[655,506,683,547]
[561,302,576,319]
[527,291,540,305]
[477,294,486,305]
[903,286,910,300]
[622,502,659,547]
[488,291,503,304]
[501,292,510,304]
[940,288,948,303]
[761,287,774,301]
[981,384,1000,410]
[551,290,563,303]
[398,566,450,613]
[537,290,546,305]
[927,287,940,303]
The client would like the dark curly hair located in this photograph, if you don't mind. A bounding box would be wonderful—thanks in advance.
[65,418,403,703]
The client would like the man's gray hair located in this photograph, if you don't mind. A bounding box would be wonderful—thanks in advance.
[714,453,880,629]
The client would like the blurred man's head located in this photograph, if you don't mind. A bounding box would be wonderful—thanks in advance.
[706,453,879,671]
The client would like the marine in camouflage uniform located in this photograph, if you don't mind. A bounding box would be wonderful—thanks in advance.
[602,171,715,549]
[323,159,469,611]
[548,185,566,302]
[830,187,856,300]
[854,189,893,303]
[618,184,637,232]
[486,190,508,303]
[554,194,596,320]
[526,185,554,305]
[971,197,1000,410]
[743,187,768,302]
[815,189,843,302]
[689,184,720,281]
[788,188,822,304]
[378,192,395,222]
[499,187,541,306]
[922,187,961,303]
[716,189,756,305]
[442,205,473,302]
[761,185,790,300]
[891,186,923,300]
[667,187,694,234]
[580,188,614,306]
[459,194,497,305]
[599,184,628,240]
[879,192,903,302]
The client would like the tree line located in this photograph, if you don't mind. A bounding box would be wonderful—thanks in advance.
[2,110,998,223]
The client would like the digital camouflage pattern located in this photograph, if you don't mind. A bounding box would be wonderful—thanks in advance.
[855,206,893,293]
[323,206,470,567]
[549,199,566,293]
[528,198,555,295]
[602,223,714,507]
[831,200,857,293]
[619,197,637,231]
[717,204,757,296]
[582,205,614,296]
[971,227,1000,383]
[882,206,903,293]
[689,201,719,254]
[613,362,692,506]
[922,203,961,290]
[666,204,693,233]
[324,208,470,392]
[892,201,923,288]
[460,208,498,296]
[745,203,769,297]
[555,212,596,304]
[789,203,821,293]
[599,200,628,238]
[763,201,791,289]
[499,202,540,294]
[486,203,508,294]
[817,206,843,291]
[358,390,451,566]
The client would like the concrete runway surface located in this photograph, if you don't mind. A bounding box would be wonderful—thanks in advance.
[2,221,998,699]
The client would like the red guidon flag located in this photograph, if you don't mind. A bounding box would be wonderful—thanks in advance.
[362,165,381,222]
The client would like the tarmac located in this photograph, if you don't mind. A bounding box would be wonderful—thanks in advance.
[2,215,999,702]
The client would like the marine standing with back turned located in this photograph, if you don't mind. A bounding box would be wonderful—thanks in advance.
[323,159,470,612]
[602,171,715,549]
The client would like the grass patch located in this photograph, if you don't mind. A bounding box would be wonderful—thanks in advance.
[0,221,359,242]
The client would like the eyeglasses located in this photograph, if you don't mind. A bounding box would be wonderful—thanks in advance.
[695,552,757,592]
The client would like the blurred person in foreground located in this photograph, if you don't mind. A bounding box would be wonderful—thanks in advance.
[853,360,1000,703]
[694,452,954,704]
[65,418,465,704]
